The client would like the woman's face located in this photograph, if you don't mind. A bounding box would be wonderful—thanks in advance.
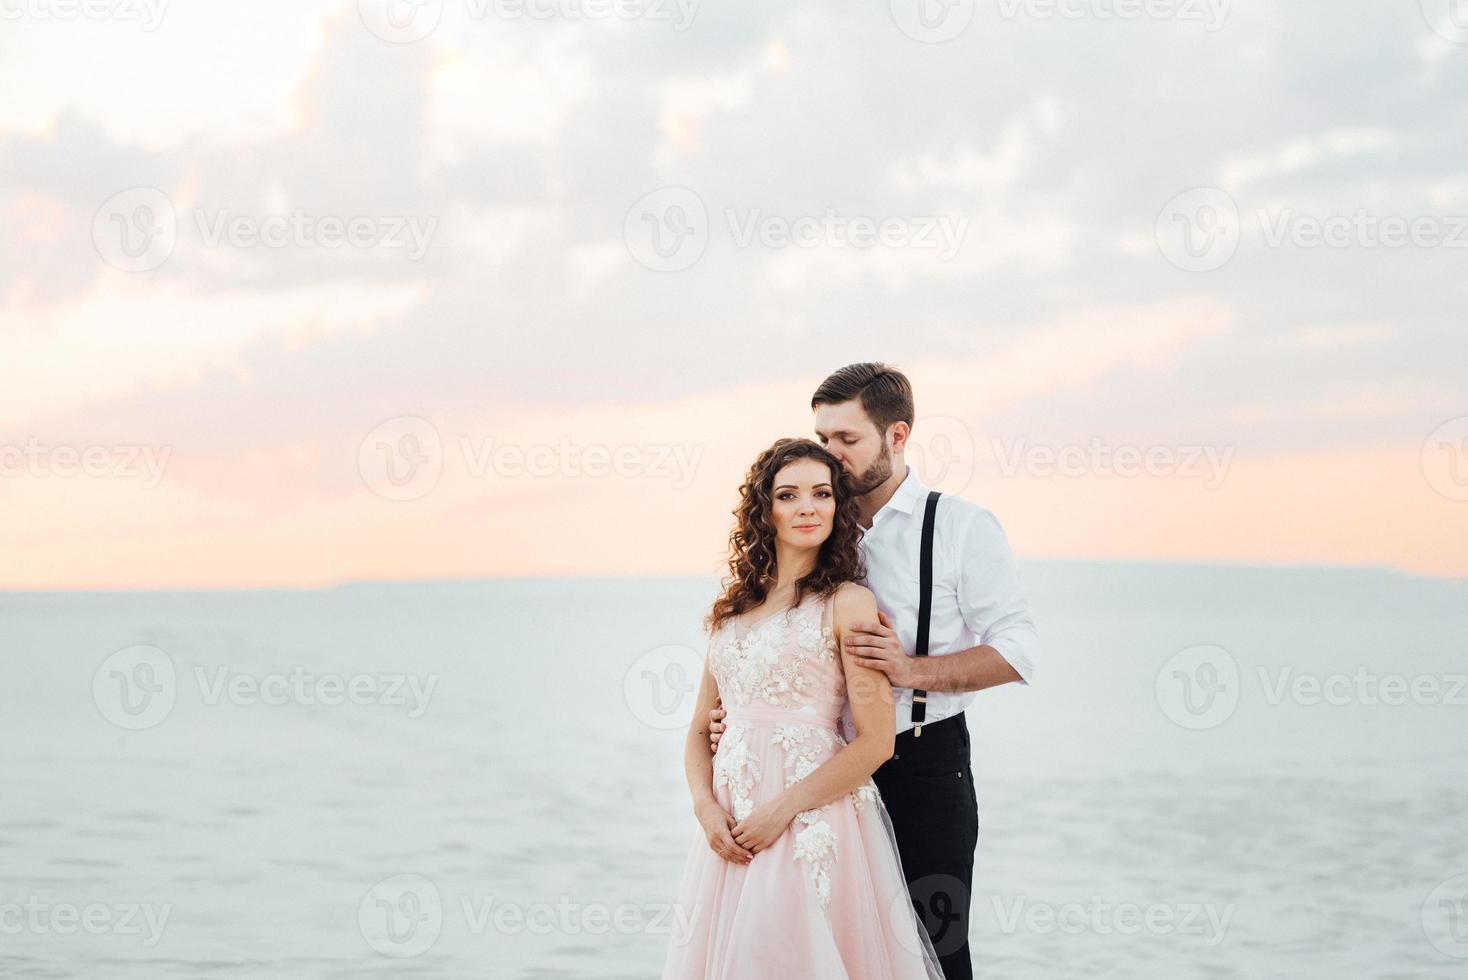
[769,457,837,550]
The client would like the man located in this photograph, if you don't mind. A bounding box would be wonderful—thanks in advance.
[709,362,1038,980]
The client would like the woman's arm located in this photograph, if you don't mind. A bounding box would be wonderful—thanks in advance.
[730,584,895,853]
[683,660,722,811]
[685,658,751,865]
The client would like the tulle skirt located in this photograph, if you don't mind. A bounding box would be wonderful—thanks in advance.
[661,710,945,979]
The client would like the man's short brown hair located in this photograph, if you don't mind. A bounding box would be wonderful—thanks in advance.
[810,362,914,435]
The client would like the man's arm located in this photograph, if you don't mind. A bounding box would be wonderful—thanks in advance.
[947,504,1037,686]
[845,613,1022,693]
[908,640,1022,693]
[844,505,1037,693]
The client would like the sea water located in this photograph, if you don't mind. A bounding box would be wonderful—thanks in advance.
[2,563,1465,977]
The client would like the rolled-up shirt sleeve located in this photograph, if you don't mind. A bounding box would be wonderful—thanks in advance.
[953,506,1039,684]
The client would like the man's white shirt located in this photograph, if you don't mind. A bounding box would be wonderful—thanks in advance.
[840,465,1038,739]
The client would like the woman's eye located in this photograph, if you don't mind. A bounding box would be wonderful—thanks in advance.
[817,491,832,498]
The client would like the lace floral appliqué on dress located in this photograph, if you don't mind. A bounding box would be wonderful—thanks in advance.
[662,589,945,979]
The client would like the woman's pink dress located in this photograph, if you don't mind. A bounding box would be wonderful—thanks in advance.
[661,590,945,979]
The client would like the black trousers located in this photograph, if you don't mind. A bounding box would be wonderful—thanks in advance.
[872,712,978,980]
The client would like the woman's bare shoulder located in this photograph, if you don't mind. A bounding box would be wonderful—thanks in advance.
[832,581,877,622]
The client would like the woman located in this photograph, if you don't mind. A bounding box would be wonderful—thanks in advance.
[661,437,944,979]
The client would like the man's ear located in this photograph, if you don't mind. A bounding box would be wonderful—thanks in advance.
[888,420,911,454]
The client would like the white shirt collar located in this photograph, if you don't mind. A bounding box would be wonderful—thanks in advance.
[868,464,929,528]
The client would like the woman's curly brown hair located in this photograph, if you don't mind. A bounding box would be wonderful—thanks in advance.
[705,437,866,634]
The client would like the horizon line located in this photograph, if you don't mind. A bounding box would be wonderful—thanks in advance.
[3,556,1463,596]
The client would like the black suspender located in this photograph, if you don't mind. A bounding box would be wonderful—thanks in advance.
[911,489,942,736]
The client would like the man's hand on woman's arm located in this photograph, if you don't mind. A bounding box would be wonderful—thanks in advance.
[708,696,725,752]
[845,610,1024,692]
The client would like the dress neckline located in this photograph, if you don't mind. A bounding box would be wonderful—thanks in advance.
[727,591,821,643]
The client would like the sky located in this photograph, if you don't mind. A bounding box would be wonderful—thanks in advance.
[2,0,1467,589]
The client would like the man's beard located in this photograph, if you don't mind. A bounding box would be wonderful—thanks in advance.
[849,443,893,496]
